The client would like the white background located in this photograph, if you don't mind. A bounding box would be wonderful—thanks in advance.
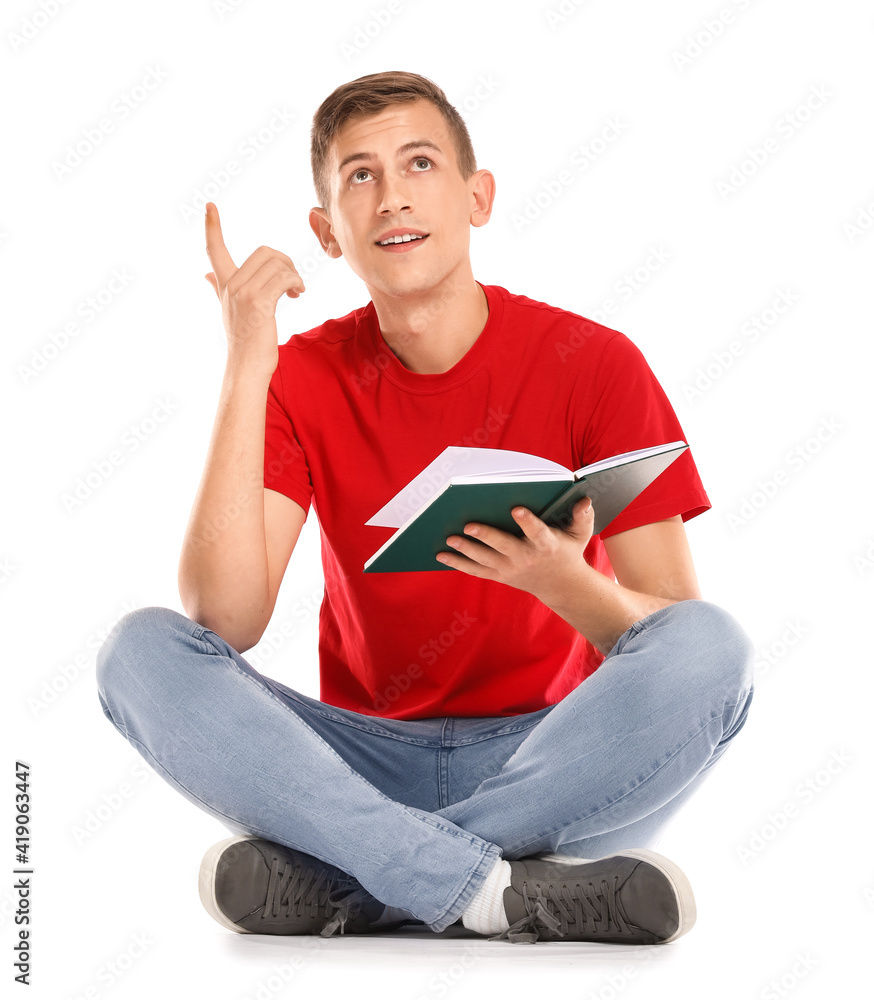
[3,0,872,996]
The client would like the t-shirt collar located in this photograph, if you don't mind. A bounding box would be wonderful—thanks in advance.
[360,282,502,395]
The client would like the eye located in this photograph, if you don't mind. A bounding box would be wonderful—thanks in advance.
[350,168,372,184]
[411,157,433,171]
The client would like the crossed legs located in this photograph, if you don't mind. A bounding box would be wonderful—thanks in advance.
[96,600,753,933]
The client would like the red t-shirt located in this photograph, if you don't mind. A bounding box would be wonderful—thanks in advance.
[263,283,709,720]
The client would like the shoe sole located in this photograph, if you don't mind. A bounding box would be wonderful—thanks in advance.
[198,835,259,934]
[532,847,696,943]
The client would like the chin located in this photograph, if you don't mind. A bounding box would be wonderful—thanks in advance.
[368,269,442,301]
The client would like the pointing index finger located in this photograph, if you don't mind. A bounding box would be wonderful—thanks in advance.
[205,202,236,287]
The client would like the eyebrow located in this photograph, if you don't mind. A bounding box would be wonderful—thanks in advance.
[337,139,443,173]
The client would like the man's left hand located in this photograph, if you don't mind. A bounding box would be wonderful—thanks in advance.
[436,497,595,604]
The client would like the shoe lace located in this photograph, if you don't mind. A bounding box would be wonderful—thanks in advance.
[262,857,364,936]
[319,885,376,938]
[491,875,634,944]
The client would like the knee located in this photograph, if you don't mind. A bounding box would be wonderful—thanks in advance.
[96,605,194,702]
[677,599,755,700]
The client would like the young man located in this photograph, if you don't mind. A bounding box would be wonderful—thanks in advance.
[96,71,754,945]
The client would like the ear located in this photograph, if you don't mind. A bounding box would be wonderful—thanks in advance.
[469,169,496,229]
[309,207,343,258]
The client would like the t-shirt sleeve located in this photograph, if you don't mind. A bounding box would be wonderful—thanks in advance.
[263,359,313,516]
[580,331,710,538]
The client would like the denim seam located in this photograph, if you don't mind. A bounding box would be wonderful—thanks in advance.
[451,719,545,743]
[283,709,442,746]
[265,682,443,745]
[424,835,503,930]
[438,746,449,811]
[269,697,546,747]
[388,804,504,929]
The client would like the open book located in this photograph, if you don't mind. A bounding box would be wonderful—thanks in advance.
[363,440,688,573]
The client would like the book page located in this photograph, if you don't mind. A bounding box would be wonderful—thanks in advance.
[366,446,570,528]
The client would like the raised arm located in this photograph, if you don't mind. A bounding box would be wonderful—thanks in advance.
[177,203,307,652]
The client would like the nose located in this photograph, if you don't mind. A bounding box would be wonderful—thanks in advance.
[378,171,413,215]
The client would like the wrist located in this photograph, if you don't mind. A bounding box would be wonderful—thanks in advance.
[536,557,596,616]
[224,351,277,384]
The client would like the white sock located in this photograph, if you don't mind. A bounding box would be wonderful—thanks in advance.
[461,859,512,935]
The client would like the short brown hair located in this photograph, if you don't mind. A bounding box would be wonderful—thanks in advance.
[310,71,477,209]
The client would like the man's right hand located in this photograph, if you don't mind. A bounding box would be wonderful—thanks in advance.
[204,201,305,375]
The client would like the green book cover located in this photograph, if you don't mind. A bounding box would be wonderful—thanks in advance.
[363,442,688,574]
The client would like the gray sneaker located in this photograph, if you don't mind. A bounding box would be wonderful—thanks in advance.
[198,836,411,937]
[492,849,696,944]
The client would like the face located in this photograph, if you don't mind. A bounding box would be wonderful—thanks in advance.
[310,100,494,301]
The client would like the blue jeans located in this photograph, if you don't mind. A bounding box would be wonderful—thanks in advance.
[95,599,753,933]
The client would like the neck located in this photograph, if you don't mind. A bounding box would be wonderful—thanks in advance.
[369,272,489,374]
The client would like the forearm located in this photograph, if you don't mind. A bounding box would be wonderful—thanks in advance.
[540,560,677,657]
[177,359,274,649]
[438,502,696,656]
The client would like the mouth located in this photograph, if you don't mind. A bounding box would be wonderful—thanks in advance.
[375,229,430,253]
